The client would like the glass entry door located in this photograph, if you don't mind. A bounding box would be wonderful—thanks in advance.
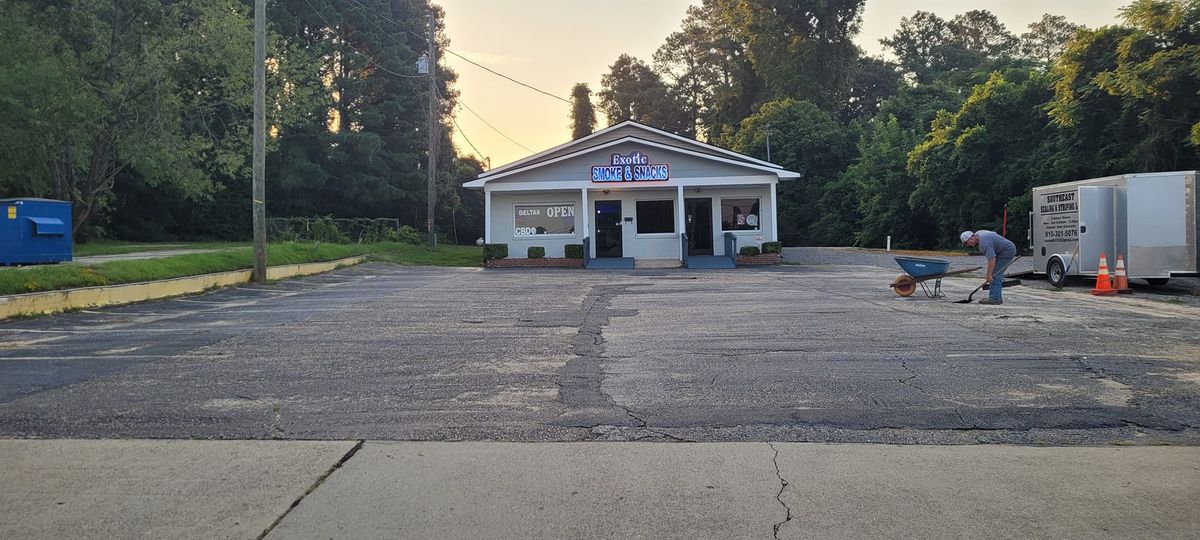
[594,200,623,258]
[685,198,713,256]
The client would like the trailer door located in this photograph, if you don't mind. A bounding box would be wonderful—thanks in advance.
[1127,174,1191,276]
[1078,186,1116,274]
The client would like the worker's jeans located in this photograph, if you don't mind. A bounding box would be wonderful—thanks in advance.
[990,255,1013,302]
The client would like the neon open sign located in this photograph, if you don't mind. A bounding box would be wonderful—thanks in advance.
[591,151,670,182]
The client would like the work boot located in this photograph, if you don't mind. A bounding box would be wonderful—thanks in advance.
[978,299,1003,305]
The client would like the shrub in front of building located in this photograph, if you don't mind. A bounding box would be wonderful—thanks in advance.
[739,246,761,257]
[761,241,782,254]
[527,246,546,259]
[564,244,584,259]
[484,243,509,260]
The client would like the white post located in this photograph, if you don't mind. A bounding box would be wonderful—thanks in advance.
[484,189,492,244]
[769,182,779,242]
[580,187,589,250]
[676,184,685,261]
[886,236,891,252]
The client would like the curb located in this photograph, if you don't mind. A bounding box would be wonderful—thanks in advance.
[0,255,366,320]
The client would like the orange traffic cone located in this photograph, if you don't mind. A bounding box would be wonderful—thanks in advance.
[1114,255,1132,294]
[1091,252,1117,296]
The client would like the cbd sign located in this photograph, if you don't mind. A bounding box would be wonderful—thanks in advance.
[590,151,670,182]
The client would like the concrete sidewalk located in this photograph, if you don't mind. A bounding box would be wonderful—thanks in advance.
[3,440,1198,539]
[0,439,357,539]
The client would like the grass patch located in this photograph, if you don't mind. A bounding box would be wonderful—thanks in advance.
[0,242,482,296]
[368,244,482,267]
[73,240,249,257]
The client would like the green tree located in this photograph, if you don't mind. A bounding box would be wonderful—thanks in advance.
[908,70,1063,245]
[948,10,1019,59]
[876,84,963,134]
[721,99,855,244]
[0,4,99,200]
[843,116,931,248]
[724,0,867,111]
[9,0,218,239]
[569,83,596,139]
[881,10,1018,84]
[1042,26,1142,177]
[880,11,956,84]
[653,0,763,139]
[1050,0,1200,171]
[1019,14,1085,65]
[599,54,690,134]
[843,56,903,121]
[265,0,459,231]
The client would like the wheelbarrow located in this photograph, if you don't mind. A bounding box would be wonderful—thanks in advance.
[889,256,982,298]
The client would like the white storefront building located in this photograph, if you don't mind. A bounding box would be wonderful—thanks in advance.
[464,121,802,268]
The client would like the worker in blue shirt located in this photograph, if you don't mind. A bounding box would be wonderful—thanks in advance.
[961,230,1016,305]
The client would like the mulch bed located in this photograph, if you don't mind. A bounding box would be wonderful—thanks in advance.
[485,258,584,269]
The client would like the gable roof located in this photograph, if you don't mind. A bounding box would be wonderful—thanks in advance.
[463,135,803,189]
[474,120,795,181]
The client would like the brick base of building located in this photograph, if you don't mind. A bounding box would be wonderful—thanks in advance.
[485,258,585,269]
[737,253,782,266]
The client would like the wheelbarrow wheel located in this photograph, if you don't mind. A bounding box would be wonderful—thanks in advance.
[892,274,916,297]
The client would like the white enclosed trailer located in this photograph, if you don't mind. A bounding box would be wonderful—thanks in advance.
[1030,171,1198,287]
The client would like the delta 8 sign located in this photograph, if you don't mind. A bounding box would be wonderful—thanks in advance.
[590,151,670,183]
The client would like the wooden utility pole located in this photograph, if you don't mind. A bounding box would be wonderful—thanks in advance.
[425,12,438,247]
[252,0,267,282]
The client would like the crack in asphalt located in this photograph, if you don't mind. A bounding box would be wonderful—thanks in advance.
[553,284,694,442]
[767,442,793,539]
[898,359,978,429]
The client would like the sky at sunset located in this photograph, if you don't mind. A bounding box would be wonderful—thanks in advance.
[437,1,1129,169]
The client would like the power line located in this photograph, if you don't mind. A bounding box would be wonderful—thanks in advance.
[452,116,485,161]
[341,0,571,104]
[458,99,534,153]
[431,84,495,163]
[440,49,570,104]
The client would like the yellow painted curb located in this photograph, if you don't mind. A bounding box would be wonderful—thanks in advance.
[0,255,366,320]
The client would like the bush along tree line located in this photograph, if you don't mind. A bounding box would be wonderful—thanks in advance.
[584,0,1200,249]
[0,0,484,244]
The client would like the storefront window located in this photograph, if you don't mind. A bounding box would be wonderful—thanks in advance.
[721,198,761,231]
[514,204,575,237]
[635,200,675,234]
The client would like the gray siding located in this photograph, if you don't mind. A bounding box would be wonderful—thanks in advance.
[488,186,775,259]
[489,192,584,259]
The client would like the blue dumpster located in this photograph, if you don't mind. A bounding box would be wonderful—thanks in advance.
[1,198,73,265]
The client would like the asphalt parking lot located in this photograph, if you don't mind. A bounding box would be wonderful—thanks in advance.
[1,250,1198,445]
